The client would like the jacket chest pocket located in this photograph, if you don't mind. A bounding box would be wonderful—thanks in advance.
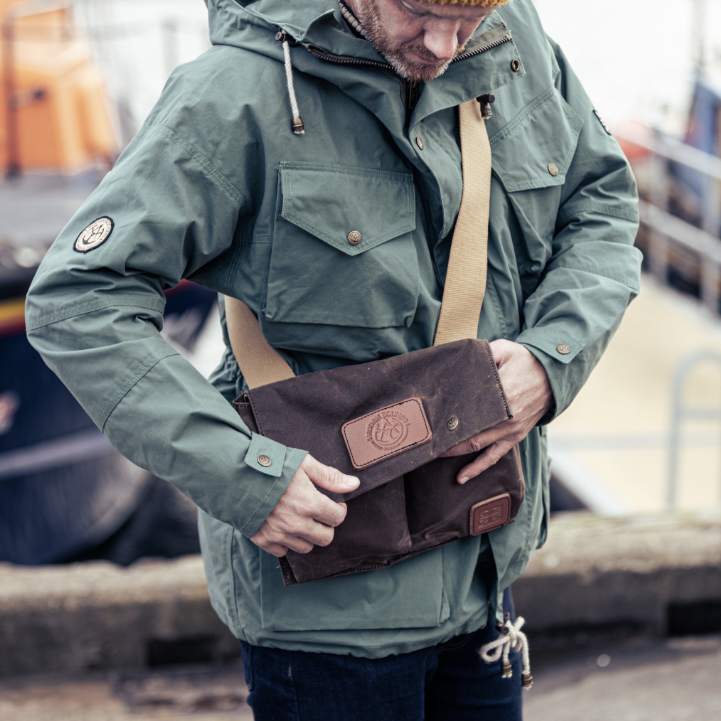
[264,162,419,328]
[490,86,584,279]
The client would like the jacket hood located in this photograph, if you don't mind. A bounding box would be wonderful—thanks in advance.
[203,0,526,139]
[206,0,385,61]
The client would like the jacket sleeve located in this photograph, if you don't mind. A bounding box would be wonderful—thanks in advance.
[24,122,305,537]
[515,39,643,421]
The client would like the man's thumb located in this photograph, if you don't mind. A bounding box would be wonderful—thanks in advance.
[303,455,359,493]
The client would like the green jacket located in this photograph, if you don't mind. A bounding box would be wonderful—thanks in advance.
[26,0,641,658]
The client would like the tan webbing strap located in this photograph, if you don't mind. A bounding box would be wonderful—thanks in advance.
[433,99,491,346]
[225,296,294,389]
[225,100,491,387]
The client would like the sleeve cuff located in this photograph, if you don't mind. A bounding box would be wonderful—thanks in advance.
[245,433,289,478]
[516,327,584,424]
[238,437,307,538]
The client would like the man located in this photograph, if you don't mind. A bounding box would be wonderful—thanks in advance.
[26,0,641,718]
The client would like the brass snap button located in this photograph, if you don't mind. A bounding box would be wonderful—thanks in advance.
[447,416,459,431]
[257,455,272,467]
[548,162,559,177]
[348,230,362,246]
[416,136,424,150]
[557,344,571,355]
[510,59,520,72]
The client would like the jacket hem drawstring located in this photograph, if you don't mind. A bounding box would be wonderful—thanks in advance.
[479,615,533,689]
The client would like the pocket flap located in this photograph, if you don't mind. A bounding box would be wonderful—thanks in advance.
[279,162,416,256]
[490,87,584,192]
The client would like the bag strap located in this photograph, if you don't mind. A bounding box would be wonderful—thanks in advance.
[225,295,295,388]
[432,99,491,346]
[226,99,491,389]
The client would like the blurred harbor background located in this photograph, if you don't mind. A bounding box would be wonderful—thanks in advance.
[1,0,721,719]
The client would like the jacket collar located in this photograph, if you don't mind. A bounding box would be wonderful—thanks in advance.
[206,0,525,132]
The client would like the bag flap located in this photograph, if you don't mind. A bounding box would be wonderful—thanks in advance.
[239,339,512,502]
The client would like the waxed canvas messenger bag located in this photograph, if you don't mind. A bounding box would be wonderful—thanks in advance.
[226,100,525,585]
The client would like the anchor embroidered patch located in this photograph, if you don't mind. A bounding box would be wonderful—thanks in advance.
[74,217,114,253]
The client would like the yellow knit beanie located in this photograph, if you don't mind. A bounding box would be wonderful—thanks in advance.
[414,0,511,6]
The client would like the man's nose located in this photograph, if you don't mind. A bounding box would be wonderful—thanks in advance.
[423,24,461,61]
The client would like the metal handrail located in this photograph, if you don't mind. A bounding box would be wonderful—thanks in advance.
[668,349,721,508]
[638,201,721,263]
[621,125,721,312]
[616,127,721,182]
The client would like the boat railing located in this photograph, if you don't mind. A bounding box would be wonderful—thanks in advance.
[617,126,721,314]
[618,127,721,511]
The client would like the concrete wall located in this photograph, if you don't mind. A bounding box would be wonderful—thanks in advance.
[513,511,721,638]
[1,511,720,676]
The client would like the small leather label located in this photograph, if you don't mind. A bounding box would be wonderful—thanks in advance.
[470,494,512,536]
[342,398,432,470]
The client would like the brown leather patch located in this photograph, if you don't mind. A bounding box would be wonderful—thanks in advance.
[342,398,432,470]
[470,494,512,536]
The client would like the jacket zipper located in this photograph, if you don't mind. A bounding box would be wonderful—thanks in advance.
[306,33,511,116]
[305,32,511,71]
[452,33,512,63]
[306,45,389,69]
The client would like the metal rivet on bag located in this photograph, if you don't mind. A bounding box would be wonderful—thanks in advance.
[257,455,272,467]
[510,59,520,72]
[557,344,571,355]
[548,162,559,177]
[416,136,424,150]
[447,416,459,431]
[348,230,362,245]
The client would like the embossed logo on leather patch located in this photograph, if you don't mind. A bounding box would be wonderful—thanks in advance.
[342,398,432,470]
[368,411,409,450]
[470,494,512,536]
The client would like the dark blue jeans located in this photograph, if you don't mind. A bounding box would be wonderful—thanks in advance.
[239,588,521,721]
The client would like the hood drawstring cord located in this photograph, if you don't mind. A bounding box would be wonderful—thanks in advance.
[479,614,533,690]
[275,31,304,135]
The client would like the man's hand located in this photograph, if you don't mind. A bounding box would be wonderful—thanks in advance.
[250,454,359,557]
[441,339,553,483]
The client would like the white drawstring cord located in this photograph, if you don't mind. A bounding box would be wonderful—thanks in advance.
[277,1,366,136]
[276,31,304,135]
[479,615,533,690]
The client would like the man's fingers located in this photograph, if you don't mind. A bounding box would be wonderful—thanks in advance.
[302,454,359,494]
[282,536,315,554]
[253,516,333,555]
[291,518,335,548]
[457,440,513,483]
[440,426,504,458]
[262,542,290,558]
[313,500,348,529]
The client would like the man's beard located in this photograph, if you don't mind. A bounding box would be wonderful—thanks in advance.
[354,0,464,82]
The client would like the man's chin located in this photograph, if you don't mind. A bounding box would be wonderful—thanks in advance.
[392,56,451,82]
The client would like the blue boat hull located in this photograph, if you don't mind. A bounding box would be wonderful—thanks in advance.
[0,282,217,565]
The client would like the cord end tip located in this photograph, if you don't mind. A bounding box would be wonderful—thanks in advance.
[292,116,305,135]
